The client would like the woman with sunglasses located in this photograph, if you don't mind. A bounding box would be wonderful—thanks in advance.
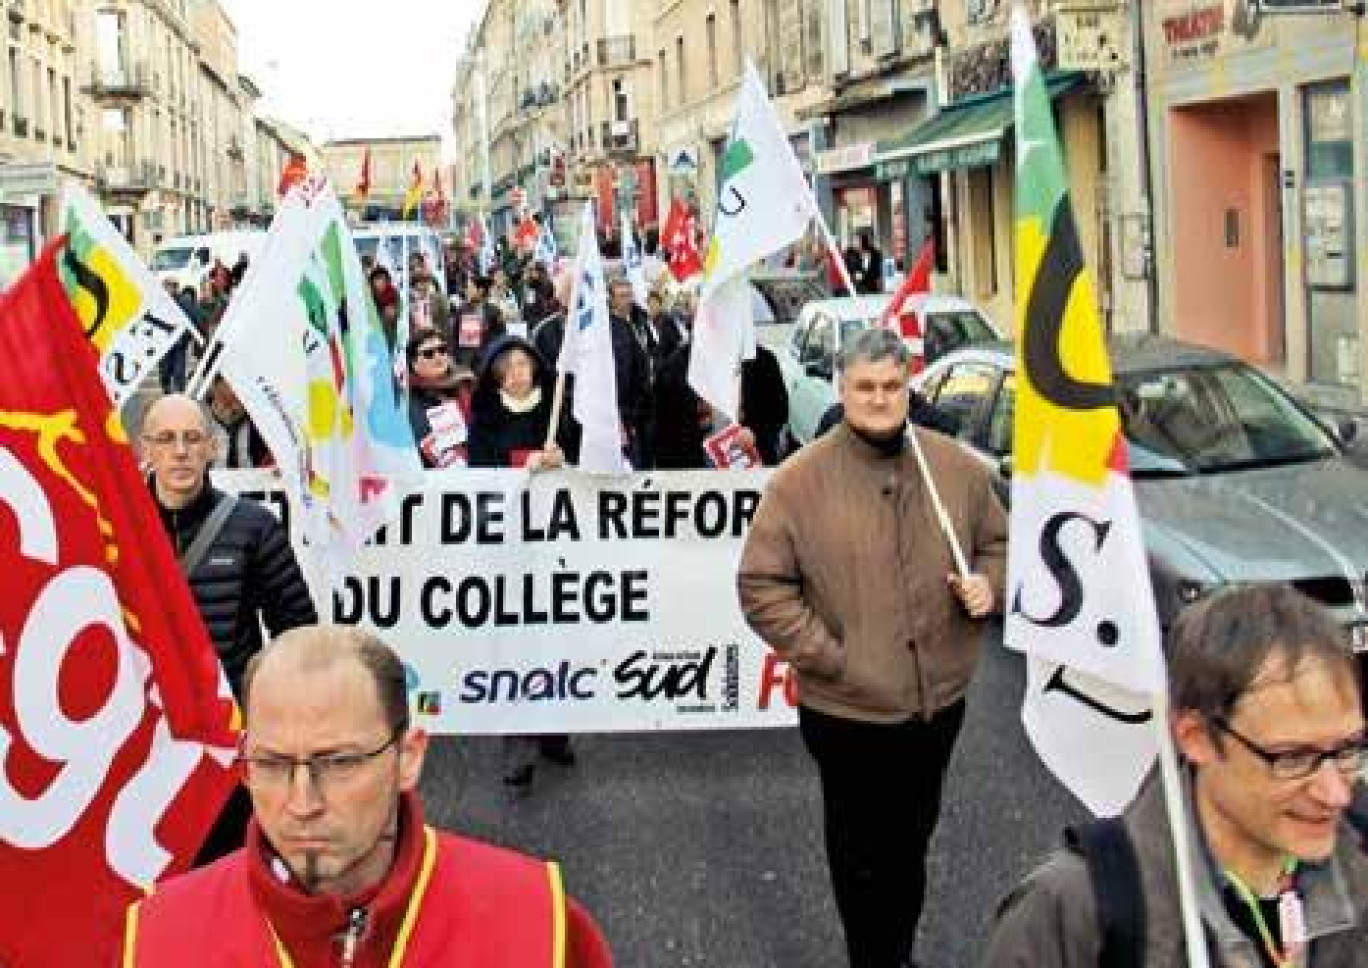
[406,331,476,469]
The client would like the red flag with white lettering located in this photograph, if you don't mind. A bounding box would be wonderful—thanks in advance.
[662,198,703,282]
[881,237,935,371]
[0,240,238,967]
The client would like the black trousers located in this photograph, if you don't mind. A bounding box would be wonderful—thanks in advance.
[799,701,967,968]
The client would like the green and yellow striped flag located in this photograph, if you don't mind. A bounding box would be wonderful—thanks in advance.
[1004,5,1165,817]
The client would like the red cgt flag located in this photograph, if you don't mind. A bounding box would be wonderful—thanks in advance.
[0,240,238,967]
[662,198,702,282]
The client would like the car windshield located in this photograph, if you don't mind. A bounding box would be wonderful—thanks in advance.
[151,247,194,271]
[1117,363,1337,477]
[927,311,996,344]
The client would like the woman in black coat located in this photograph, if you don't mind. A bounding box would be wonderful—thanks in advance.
[466,335,576,788]
[467,335,566,471]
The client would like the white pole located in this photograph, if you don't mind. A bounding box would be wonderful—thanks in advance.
[902,425,969,579]
[1153,692,1214,968]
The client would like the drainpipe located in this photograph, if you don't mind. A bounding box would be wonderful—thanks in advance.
[1131,0,1160,334]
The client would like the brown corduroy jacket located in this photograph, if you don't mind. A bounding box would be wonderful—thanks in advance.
[738,422,1008,724]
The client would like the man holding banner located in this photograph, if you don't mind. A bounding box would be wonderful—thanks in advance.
[981,585,1368,966]
[739,328,1006,968]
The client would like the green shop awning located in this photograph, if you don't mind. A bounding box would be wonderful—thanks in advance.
[875,73,1084,177]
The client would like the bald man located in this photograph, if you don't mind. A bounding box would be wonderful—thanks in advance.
[123,627,614,968]
[141,393,317,862]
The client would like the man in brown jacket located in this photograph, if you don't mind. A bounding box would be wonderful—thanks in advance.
[738,327,1007,968]
[980,585,1368,967]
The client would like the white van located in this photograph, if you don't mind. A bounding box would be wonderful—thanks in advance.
[352,222,448,296]
[151,230,265,294]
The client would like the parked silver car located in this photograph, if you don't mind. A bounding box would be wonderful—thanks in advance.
[915,334,1368,638]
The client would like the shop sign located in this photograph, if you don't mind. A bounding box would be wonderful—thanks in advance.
[913,141,1002,176]
[1158,1,1268,65]
[815,142,876,175]
[1056,6,1126,72]
[1161,3,1226,61]
[0,161,56,202]
[876,159,913,181]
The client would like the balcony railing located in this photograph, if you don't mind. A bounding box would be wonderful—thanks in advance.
[85,63,151,99]
[597,35,636,67]
[97,161,157,193]
[599,118,639,155]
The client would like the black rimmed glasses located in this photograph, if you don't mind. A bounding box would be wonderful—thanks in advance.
[417,344,450,360]
[239,728,404,793]
[1212,718,1367,781]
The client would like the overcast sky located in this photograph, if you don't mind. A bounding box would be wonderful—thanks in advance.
[219,1,481,154]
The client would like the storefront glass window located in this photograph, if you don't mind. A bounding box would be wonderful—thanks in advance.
[1302,80,1357,390]
[0,205,36,290]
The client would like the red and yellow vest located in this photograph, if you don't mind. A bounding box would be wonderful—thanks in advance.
[123,826,569,967]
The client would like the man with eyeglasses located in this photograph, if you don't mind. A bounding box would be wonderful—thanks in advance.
[123,625,613,967]
[141,392,317,863]
[981,584,1368,967]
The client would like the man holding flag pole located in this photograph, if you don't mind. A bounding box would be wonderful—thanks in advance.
[981,7,1368,966]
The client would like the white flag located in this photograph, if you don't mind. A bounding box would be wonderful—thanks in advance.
[620,211,648,309]
[478,213,497,275]
[688,59,815,419]
[534,221,559,268]
[559,202,630,474]
[1007,9,1165,816]
[56,183,198,410]
[211,178,422,586]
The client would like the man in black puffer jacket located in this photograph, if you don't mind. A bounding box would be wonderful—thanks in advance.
[141,393,318,863]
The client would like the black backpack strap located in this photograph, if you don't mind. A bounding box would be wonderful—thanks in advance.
[1065,818,1145,968]
[178,493,239,578]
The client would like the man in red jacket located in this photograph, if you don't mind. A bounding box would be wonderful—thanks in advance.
[122,625,613,967]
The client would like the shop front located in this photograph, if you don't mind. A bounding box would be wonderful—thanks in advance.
[1145,0,1368,404]
[875,67,1102,328]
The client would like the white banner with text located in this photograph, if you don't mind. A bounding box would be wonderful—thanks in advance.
[218,469,800,734]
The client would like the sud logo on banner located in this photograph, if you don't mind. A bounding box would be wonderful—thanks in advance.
[0,241,238,968]
[57,183,198,410]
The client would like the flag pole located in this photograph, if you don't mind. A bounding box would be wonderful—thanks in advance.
[902,425,969,578]
[1153,692,1215,968]
[813,214,857,297]
[544,370,567,451]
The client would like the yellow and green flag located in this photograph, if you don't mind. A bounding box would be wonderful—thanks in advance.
[57,184,198,411]
[1005,6,1164,816]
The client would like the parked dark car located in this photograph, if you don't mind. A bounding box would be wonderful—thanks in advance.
[914,333,1368,637]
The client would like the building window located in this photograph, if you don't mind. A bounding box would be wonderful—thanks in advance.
[676,35,685,108]
[730,0,743,76]
[95,9,126,78]
[968,168,997,298]
[706,14,718,90]
[612,77,628,122]
[8,48,21,123]
[62,75,72,147]
[31,57,42,136]
[658,48,667,111]
[48,67,57,141]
